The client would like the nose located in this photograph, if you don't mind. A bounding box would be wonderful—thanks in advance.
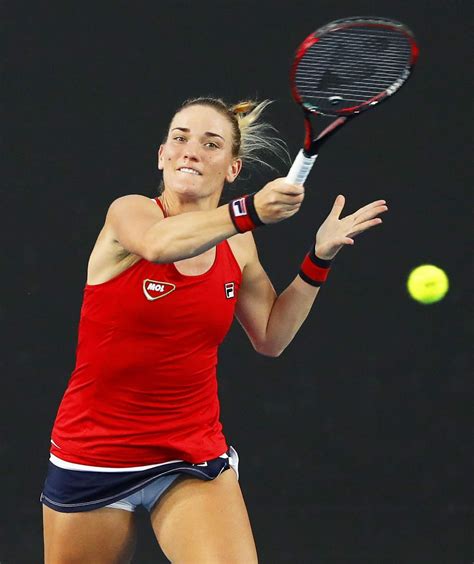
[182,140,200,161]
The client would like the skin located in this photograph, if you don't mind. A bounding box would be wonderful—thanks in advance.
[43,104,388,563]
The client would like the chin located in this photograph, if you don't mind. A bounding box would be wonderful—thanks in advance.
[166,184,205,203]
[173,181,202,197]
[168,175,219,200]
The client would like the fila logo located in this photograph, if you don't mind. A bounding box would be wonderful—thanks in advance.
[231,198,247,217]
[224,282,235,299]
[143,279,176,301]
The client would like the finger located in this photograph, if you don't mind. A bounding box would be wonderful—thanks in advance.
[274,193,305,206]
[274,179,305,196]
[347,217,383,237]
[330,194,346,219]
[278,186,305,196]
[332,237,354,249]
[352,200,387,221]
[353,205,388,224]
[334,237,355,247]
[282,206,302,219]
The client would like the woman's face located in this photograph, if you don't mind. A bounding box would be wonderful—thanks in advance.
[158,105,242,201]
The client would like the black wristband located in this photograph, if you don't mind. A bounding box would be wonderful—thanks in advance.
[228,193,264,233]
[298,246,332,287]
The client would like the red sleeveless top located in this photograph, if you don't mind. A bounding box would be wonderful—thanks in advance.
[50,199,242,467]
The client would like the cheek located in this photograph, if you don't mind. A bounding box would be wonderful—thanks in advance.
[161,146,176,162]
[210,162,226,179]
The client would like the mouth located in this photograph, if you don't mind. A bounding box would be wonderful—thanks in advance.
[177,167,202,176]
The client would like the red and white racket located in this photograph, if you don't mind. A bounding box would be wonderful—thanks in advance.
[286,16,419,185]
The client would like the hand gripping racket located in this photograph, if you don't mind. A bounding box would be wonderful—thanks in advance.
[286,16,419,185]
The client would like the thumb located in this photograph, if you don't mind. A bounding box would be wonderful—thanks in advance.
[330,194,345,219]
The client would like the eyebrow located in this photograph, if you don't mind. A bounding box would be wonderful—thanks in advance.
[171,127,225,142]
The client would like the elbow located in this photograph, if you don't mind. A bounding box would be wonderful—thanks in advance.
[254,342,284,358]
[263,350,283,358]
[251,333,286,357]
[141,230,170,263]
[139,230,162,263]
[141,245,162,263]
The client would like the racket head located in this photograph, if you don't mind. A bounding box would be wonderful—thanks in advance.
[290,16,419,118]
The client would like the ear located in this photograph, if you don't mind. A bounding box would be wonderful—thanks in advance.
[158,145,165,170]
[226,158,243,183]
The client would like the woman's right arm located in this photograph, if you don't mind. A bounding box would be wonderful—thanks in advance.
[107,179,305,264]
[107,195,238,263]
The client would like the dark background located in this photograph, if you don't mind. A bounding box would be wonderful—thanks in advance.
[2,1,473,562]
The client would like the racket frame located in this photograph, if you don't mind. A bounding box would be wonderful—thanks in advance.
[288,16,419,163]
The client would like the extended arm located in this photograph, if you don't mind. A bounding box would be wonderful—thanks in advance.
[107,195,238,263]
[106,179,305,263]
[235,243,320,357]
[235,195,388,357]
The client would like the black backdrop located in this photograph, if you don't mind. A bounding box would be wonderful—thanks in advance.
[2,1,473,562]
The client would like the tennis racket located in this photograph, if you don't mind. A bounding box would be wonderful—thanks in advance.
[286,16,419,185]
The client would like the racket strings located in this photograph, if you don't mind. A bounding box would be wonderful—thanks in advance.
[294,27,412,112]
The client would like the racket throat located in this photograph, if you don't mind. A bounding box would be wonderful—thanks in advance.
[310,115,351,155]
[303,115,314,155]
[316,116,349,141]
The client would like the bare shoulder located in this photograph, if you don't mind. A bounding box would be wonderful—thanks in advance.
[227,231,258,271]
[87,195,163,285]
[98,194,161,247]
[106,194,163,227]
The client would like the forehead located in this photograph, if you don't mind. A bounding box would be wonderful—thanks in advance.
[169,105,233,139]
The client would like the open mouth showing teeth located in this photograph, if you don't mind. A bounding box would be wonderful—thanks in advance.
[178,167,201,175]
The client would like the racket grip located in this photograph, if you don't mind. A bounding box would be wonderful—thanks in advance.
[286,150,318,185]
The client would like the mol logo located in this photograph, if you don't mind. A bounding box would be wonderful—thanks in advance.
[143,279,176,301]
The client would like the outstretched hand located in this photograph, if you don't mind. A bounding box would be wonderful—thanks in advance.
[315,195,388,260]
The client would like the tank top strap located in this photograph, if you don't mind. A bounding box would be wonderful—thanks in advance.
[152,197,167,217]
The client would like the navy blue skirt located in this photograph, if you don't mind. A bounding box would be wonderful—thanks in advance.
[40,449,237,513]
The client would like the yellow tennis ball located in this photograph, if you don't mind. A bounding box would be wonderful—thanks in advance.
[407,264,449,304]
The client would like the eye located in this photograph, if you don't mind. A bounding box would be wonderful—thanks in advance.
[205,142,219,149]
[173,136,186,142]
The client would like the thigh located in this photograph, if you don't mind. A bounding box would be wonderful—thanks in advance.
[150,469,258,563]
[43,504,137,564]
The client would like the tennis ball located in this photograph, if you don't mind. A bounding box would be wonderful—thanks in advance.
[406,264,449,304]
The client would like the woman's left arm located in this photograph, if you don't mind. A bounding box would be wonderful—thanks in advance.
[235,194,387,357]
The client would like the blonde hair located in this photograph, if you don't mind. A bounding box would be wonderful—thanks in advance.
[172,97,289,170]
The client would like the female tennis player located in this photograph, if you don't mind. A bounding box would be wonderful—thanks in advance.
[40,97,387,563]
